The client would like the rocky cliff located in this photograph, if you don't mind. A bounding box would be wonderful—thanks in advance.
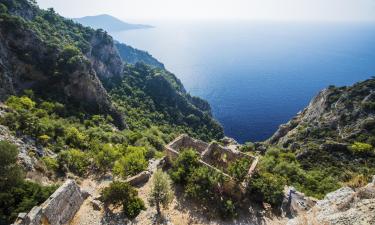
[268,78,375,147]
[0,0,125,128]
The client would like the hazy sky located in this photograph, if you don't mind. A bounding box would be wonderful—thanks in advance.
[36,0,375,22]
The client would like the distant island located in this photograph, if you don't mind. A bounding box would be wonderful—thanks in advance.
[73,14,153,31]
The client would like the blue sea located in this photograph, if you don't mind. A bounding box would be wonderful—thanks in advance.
[111,21,375,143]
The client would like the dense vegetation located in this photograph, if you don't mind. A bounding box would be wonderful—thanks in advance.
[169,149,238,218]
[1,94,167,177]
[0,141,57,225]
[115,42,165,69]
[110,63,224,142]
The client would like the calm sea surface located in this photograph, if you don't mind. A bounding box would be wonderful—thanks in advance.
[111,21,375,143]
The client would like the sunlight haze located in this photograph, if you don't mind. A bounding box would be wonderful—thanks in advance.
[36,0,375,22]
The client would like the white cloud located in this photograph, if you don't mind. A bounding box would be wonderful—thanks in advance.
[36,0,375,22]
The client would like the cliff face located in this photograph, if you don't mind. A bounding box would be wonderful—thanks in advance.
[268,78,375,147]
[0,0,125,128]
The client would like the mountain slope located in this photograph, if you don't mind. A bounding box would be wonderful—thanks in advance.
[115,42,164,69]
[266,78,375,190]
[73,14,152,32]
[0,0,125,128]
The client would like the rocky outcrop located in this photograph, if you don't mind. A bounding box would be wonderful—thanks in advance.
[14,180,87,225]
[268,79,375,147]
[287,176,375,225]
[281,186,317,218]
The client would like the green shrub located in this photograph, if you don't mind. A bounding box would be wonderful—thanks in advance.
[113,146,148,178]
[170,148,200,184]
[94,144,120,172]
[228,158,251,182]
[0,141,57,224]
[247,172,285,206]
[350,142,373,154]
[100,181,145,219]
[57,149,90,175]
[41,156,58,172]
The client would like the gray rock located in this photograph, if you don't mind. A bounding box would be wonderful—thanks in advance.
[281,186,317,218]
[14,180,85,225]
[126,171,151,186]
[91,200,102,211]
[287,178,375,225]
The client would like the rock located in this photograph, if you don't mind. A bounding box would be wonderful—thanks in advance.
[220,136,238,146]
[15,180,85,225]
[81,190,91,199]
[91,200,102,211]
[281,186,317,218]
[287,178,375,225]
[126,171,151,186]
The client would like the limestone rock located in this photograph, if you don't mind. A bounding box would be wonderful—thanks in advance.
[126,171,151,186]
[281,186,317,218]
[287,178,375,225]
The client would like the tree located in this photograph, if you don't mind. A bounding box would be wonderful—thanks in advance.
[0,141,23,191]
[148,170,173,216]
[100,181,145,219]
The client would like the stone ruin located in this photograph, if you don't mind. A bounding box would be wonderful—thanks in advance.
[14,180,87,225]
[165,134,258,196]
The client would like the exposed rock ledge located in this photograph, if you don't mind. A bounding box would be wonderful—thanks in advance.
[14,180,87,225]
[287,176,375,225]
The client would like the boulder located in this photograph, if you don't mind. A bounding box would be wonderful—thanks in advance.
[281,186,317,218]
[126,171,151,186]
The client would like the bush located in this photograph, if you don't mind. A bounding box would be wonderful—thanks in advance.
[247,172,285,206]
[41,156,58,172]
[94,144,120,172]
[350,142,373,154]
[113,146,148,178]
[100,181,145,219]
[185,166,225,203]
[228,158,251,182]
[170,148,200,184]
[57,149,89,175]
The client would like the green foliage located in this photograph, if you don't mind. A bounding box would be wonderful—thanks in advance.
[41,156,58,172]
[169,148,200,184]
[148,170,174,215]
[247,172,285,206]
[113,146,148,178]
[110,63,224,142]
[184,166,225,203]
[0,141,23,191]
[93,144,120,172]
[0,141,57,224]
[57,149,89,175]
[350,142,373,154]
[100,181,145,219]
[228,158,251,182]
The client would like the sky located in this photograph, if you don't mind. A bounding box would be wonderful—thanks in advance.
[36,0,375,23]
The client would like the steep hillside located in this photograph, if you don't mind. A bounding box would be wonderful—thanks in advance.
[0,0,223,140]
[0,0,125,127]
[263,78,375,195]
[115,42,164,69]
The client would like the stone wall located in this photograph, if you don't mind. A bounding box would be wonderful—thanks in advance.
[165,134,258,198]
[14,180,86,225]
